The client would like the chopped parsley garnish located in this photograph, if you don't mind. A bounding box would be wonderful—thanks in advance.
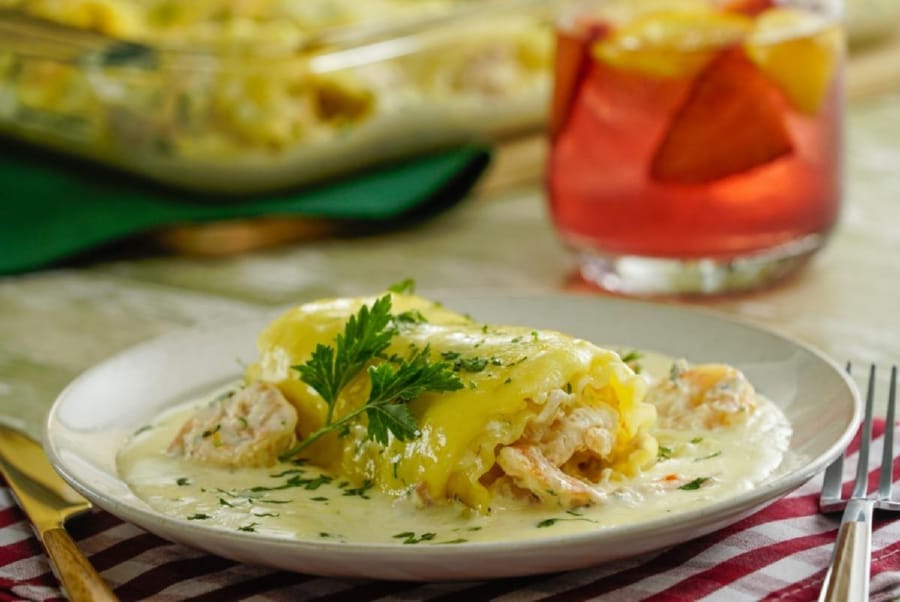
[440,539,468,544]
[564,382,573,394]
[657,446,673,460]
[536,516,597,528]
[218,498,234,507]
[343,480,374,499]
[237,416,248,428]
[133,425,153,436]
[395,310,428,325]
[201,424,221,438]
[310,496,328,502]
[619,350,644,373]
[393,531,437,544]
[238,522,259,532]
[252,512,279,518]
[460,357,488,372]
[187,513,211,520]
[531,331,539,341]
[176,477,190,486]
[250,474,332,492]
[280,295,463,460]
[387,278,416,294]
[481,324,489,333]
[679,477,710,491]
[442,354,489,373]
[269,468,304,478]
[510,336,523,344]
[696,451,722,461]
[690,437,704,444]
[504,377,512,384]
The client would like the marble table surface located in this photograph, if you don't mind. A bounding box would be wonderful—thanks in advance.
[1,90,899,440]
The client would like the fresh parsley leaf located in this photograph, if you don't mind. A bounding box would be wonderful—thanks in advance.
[657,446,673,460]
[387,279,416,294]
[280,297,463,460]
[364,346,462,444]
[367,403,418,446]
[294,294,395,416]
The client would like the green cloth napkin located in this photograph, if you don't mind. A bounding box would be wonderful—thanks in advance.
[0,143,491,275]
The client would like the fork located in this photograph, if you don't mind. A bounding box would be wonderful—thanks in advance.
[818,363,898,602]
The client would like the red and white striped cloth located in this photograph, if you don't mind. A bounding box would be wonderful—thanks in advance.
[4,421,900,602]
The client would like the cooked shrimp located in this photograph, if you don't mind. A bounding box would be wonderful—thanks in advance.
[647,361,756,429]
[529,405,619,465]
[168,382,297,467]
[489,389,623,507]
[496,445,605,507]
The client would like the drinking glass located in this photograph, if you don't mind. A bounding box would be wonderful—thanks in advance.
[547,0,844,295]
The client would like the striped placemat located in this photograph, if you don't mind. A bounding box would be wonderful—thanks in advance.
[3,421,900,602]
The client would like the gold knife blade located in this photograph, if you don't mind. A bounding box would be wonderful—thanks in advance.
[0,424,118,602]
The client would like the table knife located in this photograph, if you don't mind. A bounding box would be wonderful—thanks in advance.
[0,425,118,602]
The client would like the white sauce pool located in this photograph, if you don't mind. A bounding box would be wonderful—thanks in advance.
[117,354,792,545]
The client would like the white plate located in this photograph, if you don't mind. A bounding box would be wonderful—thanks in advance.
[45,294,860,581]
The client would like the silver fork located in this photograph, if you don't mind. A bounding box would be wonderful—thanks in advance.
[818,363,898,602]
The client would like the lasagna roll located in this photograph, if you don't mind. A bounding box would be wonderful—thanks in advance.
[248,293,657,511]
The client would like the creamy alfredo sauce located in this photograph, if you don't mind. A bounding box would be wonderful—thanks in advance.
[117,353,792,545]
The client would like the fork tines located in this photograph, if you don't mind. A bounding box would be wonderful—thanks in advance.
[819,363,899,514]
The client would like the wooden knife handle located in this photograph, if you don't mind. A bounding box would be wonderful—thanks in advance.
[43,528,118,602]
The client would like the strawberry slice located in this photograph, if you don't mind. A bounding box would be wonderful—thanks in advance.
[550,22,609,137]
[721,0,775,16]
[650,48,793,185]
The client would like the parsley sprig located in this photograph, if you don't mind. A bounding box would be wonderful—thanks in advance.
[279,295,463,460]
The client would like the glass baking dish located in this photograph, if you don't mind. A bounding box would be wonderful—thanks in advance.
[0,0,553,194]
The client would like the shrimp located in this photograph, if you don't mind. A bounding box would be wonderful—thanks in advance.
[496,445,605,507]
[491,389,621,507]
[168,382,297,468]
[647,361,756,429]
